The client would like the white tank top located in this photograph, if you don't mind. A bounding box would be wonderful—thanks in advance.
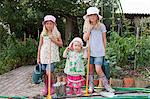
[40,33,60,64]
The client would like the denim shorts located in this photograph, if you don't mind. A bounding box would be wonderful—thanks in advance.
[41,63,55,72]
[90,56,104,65]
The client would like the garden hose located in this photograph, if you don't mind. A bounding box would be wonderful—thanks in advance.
[81,96,149,99]
[114,87,150,93]
[0,96,27,99]
[82,86,150,93]
[0,95,45,99]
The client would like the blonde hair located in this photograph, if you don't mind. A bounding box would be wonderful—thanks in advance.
[41,25,60,38]
[83,17,101,33]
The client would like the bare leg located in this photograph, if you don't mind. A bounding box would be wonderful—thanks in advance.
[95,64,115,92]
[95,64,105,77]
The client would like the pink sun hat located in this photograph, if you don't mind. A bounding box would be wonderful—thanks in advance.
[42,15,56,25]
[69,37,83,50]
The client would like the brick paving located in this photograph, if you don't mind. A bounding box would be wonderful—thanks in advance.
[0,66,44,98]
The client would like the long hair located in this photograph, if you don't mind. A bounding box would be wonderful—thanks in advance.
[83,17,101,33]
[41,25,60,37]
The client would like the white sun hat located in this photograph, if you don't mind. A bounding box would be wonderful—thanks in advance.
[83,7,102,20]
[69,37,83,50]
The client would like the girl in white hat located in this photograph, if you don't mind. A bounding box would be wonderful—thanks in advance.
[83,7,115,93]
[63,37,85,95]
[37,15,63,96]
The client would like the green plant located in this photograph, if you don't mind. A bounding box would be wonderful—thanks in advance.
[0,25,9,50]
[106,32,150,78]
[136,36,150,67]
[0,34,38,74]
[55,47,66,73]
[107,32,135,67]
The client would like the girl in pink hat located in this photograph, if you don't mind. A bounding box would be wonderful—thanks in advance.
[83,7,115,93]
[37,15,63,96]
[63,37,85,95]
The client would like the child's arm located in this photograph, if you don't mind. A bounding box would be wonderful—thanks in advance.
[83,45,88,59]
[83,32,90,41]
[102,32,107,54]
[83,18,93,41]
[63,47,70,58]
[37,34,43,64]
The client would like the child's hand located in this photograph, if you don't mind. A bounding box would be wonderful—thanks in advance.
[65,47,70,54]
[49,35,56,42]
[66,47,70,51]
[63,47,70,58]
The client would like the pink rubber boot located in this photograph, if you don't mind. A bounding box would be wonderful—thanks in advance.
[41,77,55,96]
[50,80,54,95]
[41,79,48,96]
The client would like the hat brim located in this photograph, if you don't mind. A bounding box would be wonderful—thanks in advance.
[42,20,56,25]
[83,14,102,20]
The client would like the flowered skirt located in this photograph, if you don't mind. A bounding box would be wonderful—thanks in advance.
[67,75,84,88]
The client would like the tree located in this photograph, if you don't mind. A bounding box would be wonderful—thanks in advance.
[0,0,88,41]
[27,0,88,43]
[0,0,40,38]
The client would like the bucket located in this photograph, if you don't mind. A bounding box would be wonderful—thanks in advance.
[53,82,66,97]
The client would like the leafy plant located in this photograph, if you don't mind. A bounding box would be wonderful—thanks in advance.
[107,32,135,67]
[0,34,38,74]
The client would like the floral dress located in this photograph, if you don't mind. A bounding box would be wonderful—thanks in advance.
[64,50,85,88]
[40,32,60,64]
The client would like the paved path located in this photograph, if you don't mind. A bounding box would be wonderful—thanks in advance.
[0,65,44,97]
[0,66,149,99]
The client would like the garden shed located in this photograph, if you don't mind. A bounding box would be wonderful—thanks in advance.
[116,0,150,35]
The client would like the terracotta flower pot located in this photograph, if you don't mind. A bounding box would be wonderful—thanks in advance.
[123,78,134,87]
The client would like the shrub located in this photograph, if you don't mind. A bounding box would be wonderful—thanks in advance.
[0,34,38,74]
[106,32,150,78]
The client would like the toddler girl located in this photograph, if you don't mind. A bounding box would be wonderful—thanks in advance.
[63,37,85,95]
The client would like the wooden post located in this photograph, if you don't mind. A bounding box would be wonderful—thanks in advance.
[112,0,115,32]
[101,0,103,23]
[24,33,26,42]
[134,27,139,70]
[38,29,40,38]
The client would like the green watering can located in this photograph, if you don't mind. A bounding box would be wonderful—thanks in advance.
[32,64,44,84]
[102,57,110,80]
